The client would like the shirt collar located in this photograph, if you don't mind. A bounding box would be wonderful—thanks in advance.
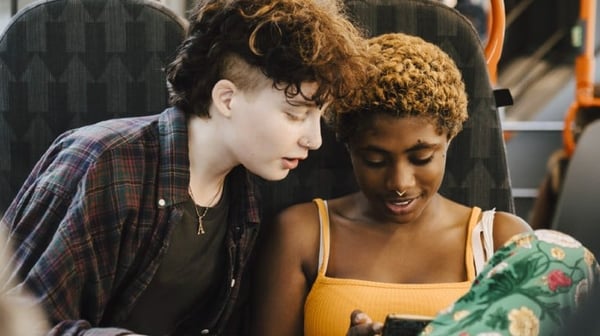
[157,107,191,207]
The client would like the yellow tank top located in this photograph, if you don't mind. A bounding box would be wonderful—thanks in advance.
[304,199,481,336]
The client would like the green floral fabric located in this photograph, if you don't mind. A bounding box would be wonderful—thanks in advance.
[422,230,600,336]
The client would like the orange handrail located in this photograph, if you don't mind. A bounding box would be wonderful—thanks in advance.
[563,102,579,156]
[485,0,515,143]
[564,0,599,157]
[485,0,506,84]
[574,0,597,102]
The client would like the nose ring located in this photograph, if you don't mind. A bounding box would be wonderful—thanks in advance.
[395,190,406,197]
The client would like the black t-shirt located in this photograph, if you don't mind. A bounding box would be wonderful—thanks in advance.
[120,184,230,335]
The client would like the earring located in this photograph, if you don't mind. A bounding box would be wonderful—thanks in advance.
[395,190,406,197]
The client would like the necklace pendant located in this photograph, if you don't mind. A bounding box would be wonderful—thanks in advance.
[188,181,223,236]
[197,218,206,235]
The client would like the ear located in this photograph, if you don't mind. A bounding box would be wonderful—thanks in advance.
[211,79,237,118]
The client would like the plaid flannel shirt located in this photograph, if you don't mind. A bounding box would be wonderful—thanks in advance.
[0,107,260,335]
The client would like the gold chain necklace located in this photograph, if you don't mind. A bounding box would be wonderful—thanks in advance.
[188,180,224,235]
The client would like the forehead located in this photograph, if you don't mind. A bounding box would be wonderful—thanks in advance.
[352,115,446,149]
[366,115,437,137]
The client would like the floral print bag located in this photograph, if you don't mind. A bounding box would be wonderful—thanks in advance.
[422,230,600,336]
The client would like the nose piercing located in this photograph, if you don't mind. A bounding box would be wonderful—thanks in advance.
[395,190,406,197]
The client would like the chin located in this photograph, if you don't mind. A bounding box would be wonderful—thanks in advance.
[254,168,291,181]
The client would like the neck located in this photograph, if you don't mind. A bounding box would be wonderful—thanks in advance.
[187,114,234,204]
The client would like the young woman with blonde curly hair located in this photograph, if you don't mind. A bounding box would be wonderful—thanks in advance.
[251,33,599,336]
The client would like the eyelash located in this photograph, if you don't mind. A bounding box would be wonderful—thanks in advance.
[285,111,306,121]
[362,159,385,168]
[362,155,434,167]
[412,156,434,166]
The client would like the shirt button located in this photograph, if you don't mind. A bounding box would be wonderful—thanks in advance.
[200,329,209,334]
[158,199,166,207]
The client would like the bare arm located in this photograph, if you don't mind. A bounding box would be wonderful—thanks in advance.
[250,202,320,336]
[493,211,533,250]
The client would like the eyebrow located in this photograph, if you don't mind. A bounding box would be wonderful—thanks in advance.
[359,141,442,154]
[408,142,442,152]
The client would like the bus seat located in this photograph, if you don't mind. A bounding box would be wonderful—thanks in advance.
[259,0,515,222]
[551,119,600,257]
[0,0,187,213]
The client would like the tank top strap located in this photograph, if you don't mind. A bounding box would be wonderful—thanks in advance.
[312,201,482,280]
[313,198,331,275]
[464,207,482,280]
[471,208,497,275]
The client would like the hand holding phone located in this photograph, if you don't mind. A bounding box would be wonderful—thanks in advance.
[381,313,432,336]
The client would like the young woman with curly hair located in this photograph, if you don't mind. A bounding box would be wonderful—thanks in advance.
[252,33,599,336]
[0,0,368,335]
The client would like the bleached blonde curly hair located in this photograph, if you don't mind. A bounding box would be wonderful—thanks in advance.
[328,32,468,143]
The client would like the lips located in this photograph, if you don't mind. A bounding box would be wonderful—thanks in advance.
[282,157,300,169]
[391,199,411,206]
[385,197,416,215]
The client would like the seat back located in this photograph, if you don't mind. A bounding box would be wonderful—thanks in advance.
[551,119,600,257]
[0,0,187,213]
[259,0,514,221]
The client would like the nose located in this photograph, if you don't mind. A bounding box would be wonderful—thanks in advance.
[387,161,415,193]
[300,114,323,150]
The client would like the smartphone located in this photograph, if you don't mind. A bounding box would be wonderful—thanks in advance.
[381,313,432,336]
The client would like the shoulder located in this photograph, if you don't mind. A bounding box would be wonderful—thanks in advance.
[52,114,159,159]
[271,201,321,245]
[62,115,159,164]
[26,115,162,202]
[492,210,533,249]
[264,200,322,279]
[67,114,159,150]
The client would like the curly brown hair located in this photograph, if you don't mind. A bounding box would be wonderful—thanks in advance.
[328,32,468,143]
[165,0,369,117]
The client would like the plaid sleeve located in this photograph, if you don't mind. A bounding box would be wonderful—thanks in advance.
[1,134,138,336]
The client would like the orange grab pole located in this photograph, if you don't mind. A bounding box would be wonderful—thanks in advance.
[484,0,506,85]
[564,0,597,156]
[574,0,597,101]
[563,102,579,157]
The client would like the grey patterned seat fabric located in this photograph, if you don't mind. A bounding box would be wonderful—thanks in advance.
[259,0,514,221]
[0,0,187,213]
